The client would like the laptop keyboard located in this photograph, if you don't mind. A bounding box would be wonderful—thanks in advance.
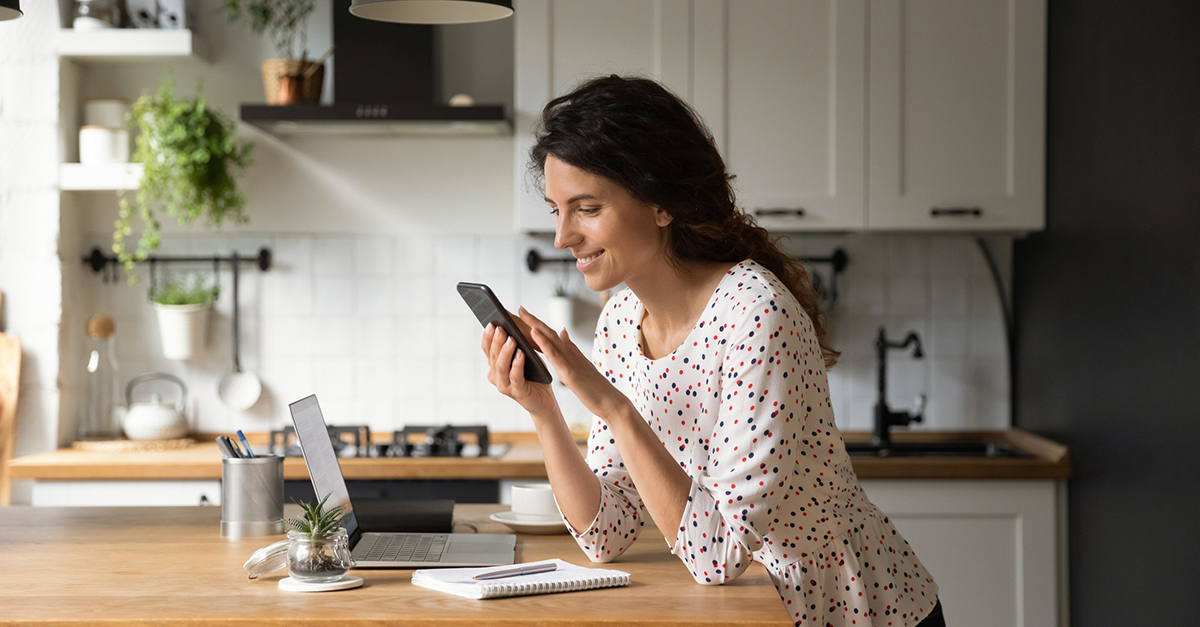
[358,534,449,562]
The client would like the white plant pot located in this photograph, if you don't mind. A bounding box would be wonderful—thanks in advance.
[546,295,574,332]
[154,302,211,360]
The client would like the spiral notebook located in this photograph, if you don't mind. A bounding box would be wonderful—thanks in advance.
[411,559,630,599]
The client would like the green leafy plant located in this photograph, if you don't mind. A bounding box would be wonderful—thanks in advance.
[150,274,220,306]
[222,0,317,60]
[280,493,349,537]
[115,75,254,280]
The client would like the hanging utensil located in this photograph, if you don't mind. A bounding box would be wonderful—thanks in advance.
[218,253,262,410]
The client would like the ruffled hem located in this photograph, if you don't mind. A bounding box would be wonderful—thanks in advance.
[767,513,940,627]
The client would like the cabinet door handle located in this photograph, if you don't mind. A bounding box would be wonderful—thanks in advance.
[930,207,983,217]
[754,208,806,218]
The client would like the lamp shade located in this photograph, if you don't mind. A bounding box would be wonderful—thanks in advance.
[0,0,22,22]
[350,0,512,24]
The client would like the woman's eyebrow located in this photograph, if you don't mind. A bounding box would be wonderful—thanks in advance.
[544,193,598,204]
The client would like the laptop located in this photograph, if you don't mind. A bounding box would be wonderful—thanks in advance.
[288,394,516,568]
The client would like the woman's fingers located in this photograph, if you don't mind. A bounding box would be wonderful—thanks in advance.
[510,345,528,386]
[480,323,495,360]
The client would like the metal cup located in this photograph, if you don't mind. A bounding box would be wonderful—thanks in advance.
[221,455,284,538]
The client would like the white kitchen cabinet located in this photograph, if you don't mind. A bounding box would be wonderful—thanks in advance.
[861,479,1064,627]
[694,0,867,231]
[514,0,694,232]
[867,0,1046,230]
[31,480,221,506]
[515,0,1046,234]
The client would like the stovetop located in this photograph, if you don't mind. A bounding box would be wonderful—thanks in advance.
[268,425,491,459]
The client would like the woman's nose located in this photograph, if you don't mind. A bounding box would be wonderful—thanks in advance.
[554,214,580,249]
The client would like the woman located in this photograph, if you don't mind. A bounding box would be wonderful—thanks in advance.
[481,75,943,627]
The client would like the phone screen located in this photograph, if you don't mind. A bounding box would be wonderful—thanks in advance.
[456,282,554,385]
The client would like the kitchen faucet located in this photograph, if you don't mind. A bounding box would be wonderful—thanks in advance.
[873,328,926,447]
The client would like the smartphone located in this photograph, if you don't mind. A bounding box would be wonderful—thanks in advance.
[456,282,554,385]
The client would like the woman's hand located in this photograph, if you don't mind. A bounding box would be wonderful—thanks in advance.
[481,322,557,416]
[518,307,631,420]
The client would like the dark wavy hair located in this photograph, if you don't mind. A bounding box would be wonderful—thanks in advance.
[529,75,838,367]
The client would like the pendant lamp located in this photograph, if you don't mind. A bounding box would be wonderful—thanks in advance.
[0,0,22,22]
[350,0,512,24]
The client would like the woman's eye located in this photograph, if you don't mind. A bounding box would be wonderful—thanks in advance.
[548,207,560,216]
[579,206,601,214]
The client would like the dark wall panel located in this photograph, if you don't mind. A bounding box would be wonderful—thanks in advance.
[1014,0,1200,623]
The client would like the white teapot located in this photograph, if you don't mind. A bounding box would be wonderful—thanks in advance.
[123,373,189,440]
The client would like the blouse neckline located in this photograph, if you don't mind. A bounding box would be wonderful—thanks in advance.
[632,262,743,363]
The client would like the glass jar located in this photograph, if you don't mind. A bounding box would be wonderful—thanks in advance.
[78,315,122,441]
[287,528,355,584]
[73,0,121,30]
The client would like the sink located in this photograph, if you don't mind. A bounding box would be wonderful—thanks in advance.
[843,441,1032,458]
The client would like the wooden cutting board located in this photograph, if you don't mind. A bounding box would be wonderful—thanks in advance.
[0,289,22,506]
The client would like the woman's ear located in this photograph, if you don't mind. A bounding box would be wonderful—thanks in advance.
[653,205,674,227]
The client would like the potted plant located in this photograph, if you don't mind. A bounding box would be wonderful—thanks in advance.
[281,494,355,584]
[115,75,254,279]
[222,0,323,105]
[151,274,219,361]
[546,275,574,332]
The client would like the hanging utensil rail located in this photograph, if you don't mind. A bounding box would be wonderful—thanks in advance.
[82,247,272,293]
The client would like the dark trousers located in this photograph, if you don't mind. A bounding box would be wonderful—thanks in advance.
[914,600,945,627]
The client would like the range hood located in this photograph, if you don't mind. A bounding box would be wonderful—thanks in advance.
[240,0,509,136]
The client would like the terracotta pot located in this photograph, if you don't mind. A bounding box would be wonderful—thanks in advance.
[261,59,324,105]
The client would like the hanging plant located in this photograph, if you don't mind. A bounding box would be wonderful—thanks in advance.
[114,74,255,279]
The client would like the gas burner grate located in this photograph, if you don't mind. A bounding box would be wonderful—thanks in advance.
[269,425,372,458]
[390,425,489,458]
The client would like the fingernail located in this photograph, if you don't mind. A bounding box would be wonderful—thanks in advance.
[485,323,493,332]
[518,306,528,315]
[505,337,514,346]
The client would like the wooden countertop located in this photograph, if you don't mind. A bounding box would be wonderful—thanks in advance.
[7,429,1070,481]
[0,504,791,626]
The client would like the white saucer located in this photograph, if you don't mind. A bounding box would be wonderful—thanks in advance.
[278,575,364,592]
[490,511,569,535]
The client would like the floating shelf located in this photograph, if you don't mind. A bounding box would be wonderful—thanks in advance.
[58,29,208,62]
[60,163,143,191]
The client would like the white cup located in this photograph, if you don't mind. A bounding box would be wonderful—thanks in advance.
[79,126,129,165]
[510,483,560,522]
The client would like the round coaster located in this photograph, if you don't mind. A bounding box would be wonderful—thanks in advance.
[278,575,363,592]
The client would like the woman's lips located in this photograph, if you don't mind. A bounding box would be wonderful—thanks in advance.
[575,250,604,272]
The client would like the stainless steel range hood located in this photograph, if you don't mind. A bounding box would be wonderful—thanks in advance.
[239,103,509,136]
[239,0,510,136]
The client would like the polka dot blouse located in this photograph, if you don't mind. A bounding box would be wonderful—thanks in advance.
[566,261,940,627]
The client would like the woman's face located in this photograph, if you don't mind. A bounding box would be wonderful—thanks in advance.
[545,155,672,293]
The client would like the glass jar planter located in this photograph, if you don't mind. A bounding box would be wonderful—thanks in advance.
[287,528,355,583]
[73,0,121,30]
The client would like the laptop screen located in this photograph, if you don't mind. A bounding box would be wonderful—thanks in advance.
[288,395,359,540]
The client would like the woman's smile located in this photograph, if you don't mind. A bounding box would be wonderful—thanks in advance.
[574,250,605,272]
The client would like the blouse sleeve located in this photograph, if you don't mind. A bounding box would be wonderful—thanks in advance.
[670,300,823,585]
[566,312,646,562]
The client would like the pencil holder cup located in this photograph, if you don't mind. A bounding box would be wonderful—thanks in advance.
[221,455,284,538]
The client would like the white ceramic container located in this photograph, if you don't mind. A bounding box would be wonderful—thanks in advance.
[546,295,573,332]
[79,126,129,165]
[153,302,210,360]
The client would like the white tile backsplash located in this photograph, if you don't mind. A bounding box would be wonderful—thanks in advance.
[80,233,1013,435]
[355,238,394,276]
[314,277,354,316]
[355,277,395,316]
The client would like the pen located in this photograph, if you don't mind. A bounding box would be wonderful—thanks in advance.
[215,436,235,459]
[237,430,256,458]
[472,562,558,580]
[222,436,244,458]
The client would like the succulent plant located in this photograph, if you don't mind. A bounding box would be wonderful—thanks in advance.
[280,493,348,537]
